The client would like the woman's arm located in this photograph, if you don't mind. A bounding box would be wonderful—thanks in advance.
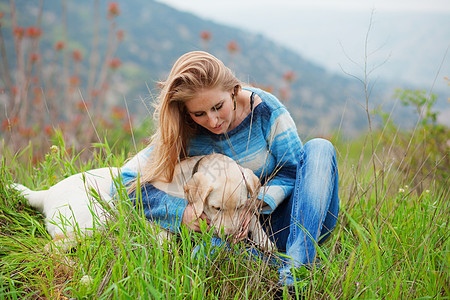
[259,107,302,213]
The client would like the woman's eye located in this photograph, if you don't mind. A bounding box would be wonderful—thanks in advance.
[214,103,223,110]
[194,112,204,117]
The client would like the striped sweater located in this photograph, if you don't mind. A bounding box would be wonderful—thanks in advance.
[120,87,303,232]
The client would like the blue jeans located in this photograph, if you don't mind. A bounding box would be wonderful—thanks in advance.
[261,138,339,285]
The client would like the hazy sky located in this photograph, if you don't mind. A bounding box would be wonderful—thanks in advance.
[156,0,450,15]
[155,0,450,91]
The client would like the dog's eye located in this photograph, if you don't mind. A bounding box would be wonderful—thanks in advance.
[212,206,220,211]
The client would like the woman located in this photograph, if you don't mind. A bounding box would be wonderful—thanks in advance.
[120,51,339,287]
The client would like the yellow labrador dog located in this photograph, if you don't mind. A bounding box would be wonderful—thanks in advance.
[12,153,274,252]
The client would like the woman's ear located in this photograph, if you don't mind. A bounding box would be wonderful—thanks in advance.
[184,173,213,218]
[233,84,240,96]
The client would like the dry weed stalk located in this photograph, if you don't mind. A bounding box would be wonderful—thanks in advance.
[0,0,127,163]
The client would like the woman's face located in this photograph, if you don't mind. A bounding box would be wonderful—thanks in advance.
[185,87,234,134]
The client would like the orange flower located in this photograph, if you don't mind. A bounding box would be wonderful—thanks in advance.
[283,70,296,83]
[108,57,122,70]
[30,53,40,63]
[111,105,126,120]
[122,121,132,133]
[11,85,19,96]
[19,127,36,138]
[32,86,42,96]
[32,87,42,104]
[54,41,65,51]
[200,30,212,41]
[227,40,239,53]
[31,76,39,84]
[76,101,90,111]
[44,125,53,136]
[0,11,5,19]
[90,89,100,98]
[108,2,120,18]
[69,76,80,86]
[1,116,19,131]
[25,26,42,38]
[72,50,83,62]
[13,27,25,39]
[116,29,125,42]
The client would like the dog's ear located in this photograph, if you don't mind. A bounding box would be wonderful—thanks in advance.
[242,168,260,197]
[184,173,213,218]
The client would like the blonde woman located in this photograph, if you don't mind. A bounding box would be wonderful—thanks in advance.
[120,51,339,288]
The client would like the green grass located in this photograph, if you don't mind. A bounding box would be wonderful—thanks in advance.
[0,133,448,299]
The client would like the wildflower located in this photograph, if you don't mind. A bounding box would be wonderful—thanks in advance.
[425,189,430,194]
[72,50,83,62]
[399,188,405,193]
[1,116,19,131]
[107,2,120,18]
[122,121,132,133]
[32,87,42,96]
[13,27,25,39]
[76,101,90,111]
[116,29,125,42]
[200,30,212,41]
[108,57,122,70]
[29,53,40,63]
[69,76,81,86]
[54,41,65,51]
[25,26,42,38]
[50,145,59,154]
[283,70,296,83]
[11,85,19,96]
[19,127,35,138]
[111,105,126,119]
[31,76,39,84]
[90,89,100,98]
[80,275,93,286]
[227,40,239,53]
[44,125,53,136]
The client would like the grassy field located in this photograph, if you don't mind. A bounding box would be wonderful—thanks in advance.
[0,126,448,299]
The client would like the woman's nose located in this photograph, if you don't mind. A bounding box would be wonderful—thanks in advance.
[207,112,219,127]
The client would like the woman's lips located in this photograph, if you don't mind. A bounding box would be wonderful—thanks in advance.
[212,123,223,132]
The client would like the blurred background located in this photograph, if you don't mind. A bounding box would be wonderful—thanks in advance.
[0,0,449,160]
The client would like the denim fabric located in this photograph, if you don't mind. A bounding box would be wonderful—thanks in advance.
[260,138,339,286]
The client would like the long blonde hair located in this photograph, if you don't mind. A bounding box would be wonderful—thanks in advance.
[131,51,242,190]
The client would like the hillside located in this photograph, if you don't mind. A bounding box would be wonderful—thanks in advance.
[2,0,410,139]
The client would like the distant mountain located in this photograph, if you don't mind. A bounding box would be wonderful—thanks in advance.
[3,0,419,139]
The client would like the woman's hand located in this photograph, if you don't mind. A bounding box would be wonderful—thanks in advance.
[233,208,253,242]
[182,204,210,232]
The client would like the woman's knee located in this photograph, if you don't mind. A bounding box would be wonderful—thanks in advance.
[302,138,336,161]
[304,138,333,151]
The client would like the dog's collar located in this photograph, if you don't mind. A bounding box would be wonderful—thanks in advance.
[192,156,206,176]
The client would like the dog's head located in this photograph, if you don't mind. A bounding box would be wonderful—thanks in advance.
[183,154,260,237]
